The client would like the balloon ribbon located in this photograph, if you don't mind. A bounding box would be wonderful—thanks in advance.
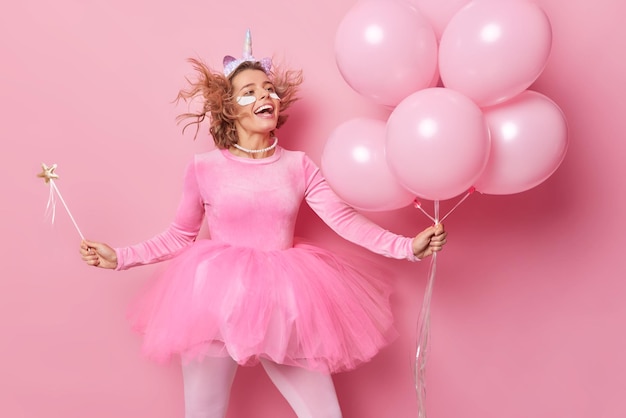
[415,200,438,418]
[413,189,474,417]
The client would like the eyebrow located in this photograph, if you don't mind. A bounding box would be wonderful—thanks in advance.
[237,81,274,93]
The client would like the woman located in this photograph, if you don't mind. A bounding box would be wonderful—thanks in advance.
[80,31,447,418]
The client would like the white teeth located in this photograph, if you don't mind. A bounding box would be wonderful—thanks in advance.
[255,105,273,114]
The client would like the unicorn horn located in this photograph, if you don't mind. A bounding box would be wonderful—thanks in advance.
[243,28,252,58]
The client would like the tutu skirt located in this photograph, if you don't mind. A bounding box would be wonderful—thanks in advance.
[127,239,397,374]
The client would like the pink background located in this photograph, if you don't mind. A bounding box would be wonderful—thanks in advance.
[1,0,625,417]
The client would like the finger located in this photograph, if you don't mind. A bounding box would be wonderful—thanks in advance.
[82,249,99,259]
[426,226,439,240]
[429,234,445,243]
[80,242,97,255]
[433,239,446,248]
[82,240,102,253]
[430,239,445,249]
[86,257,100,267]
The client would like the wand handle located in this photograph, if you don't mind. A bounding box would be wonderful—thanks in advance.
[49,180,85,240]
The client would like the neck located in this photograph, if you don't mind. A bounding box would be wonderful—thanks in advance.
[230,136,278,159]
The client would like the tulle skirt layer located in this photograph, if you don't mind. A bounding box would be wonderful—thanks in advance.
[127,239,397,373]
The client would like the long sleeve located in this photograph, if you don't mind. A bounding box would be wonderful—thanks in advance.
[302,154,418,262]
[114,160,205,270]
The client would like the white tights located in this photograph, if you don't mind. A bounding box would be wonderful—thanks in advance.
[181,356,343,418]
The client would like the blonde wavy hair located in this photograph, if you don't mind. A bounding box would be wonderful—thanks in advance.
[176,59,303,149]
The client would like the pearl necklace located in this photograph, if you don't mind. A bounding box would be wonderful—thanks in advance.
[232,137,278,154]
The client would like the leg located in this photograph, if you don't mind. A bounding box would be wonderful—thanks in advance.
[181,356,238,418]
[260,359,343,418]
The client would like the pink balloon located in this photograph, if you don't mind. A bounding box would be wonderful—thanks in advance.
[386,88,490,201]
[321,118,416,212]
[409,0,472,39]
[474,90,568,195]
[335,0,438,107]
[439,0,552,107]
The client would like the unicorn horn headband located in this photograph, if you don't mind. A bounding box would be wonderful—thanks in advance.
[223,29,272,77]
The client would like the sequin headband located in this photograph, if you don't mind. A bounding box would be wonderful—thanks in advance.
[223,29,272,78]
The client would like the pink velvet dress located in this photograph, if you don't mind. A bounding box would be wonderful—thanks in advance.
[116,146,418,373]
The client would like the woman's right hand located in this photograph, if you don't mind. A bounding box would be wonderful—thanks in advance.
[80,240,118,269]
[412,223,447,260]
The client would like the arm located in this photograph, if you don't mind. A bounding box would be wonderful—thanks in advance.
[80,159,205,270]
[303,154,440,261]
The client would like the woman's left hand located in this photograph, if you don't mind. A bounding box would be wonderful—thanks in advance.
[412,223,447,259]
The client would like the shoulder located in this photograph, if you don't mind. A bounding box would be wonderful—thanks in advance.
[192,148,228,169]
[187,149,226,180]
[194,148,225,165]
[278,148,321,184]
[279,147,305,159]
[280,147,316,167]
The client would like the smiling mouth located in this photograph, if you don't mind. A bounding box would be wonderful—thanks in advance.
[254,104,274,115]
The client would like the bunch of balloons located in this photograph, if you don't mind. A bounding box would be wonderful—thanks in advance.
[322,0,568,210]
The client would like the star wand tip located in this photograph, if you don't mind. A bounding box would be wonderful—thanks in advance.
[37,163,59,183]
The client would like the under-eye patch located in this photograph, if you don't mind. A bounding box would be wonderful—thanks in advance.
[236,96,257,106]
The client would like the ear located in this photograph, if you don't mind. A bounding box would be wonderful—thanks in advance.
[223,55,237,67]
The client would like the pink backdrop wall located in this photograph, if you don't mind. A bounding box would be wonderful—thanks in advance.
[1,0,625,417]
